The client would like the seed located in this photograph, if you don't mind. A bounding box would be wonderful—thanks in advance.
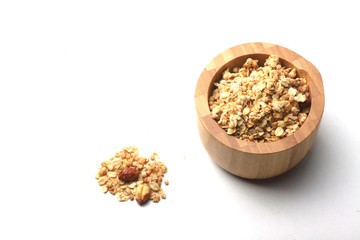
[149,182,160,192]
[275,127,284,137]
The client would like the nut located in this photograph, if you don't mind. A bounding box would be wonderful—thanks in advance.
[149,182,160,192]
[118,167,139,181]
[135,184,152,205]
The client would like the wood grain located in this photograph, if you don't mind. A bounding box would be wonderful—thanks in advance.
[195,42,325,179]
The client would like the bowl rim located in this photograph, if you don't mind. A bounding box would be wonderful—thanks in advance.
[195,42,325,154]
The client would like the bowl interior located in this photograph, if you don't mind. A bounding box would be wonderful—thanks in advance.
[207,53,311,102]
[205,53,314,147]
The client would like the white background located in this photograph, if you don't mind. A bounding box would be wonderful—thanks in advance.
[1,0,359,239]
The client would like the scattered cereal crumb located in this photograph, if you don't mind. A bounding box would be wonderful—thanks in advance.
[152,194,161,203]
[95,146,168,205]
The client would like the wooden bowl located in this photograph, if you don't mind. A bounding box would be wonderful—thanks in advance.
[195,42,325,179]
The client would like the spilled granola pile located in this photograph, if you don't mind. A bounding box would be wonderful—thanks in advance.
[95,146,168,204]
[209,55,310,142]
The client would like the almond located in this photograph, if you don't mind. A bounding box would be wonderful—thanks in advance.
[118,168,139,181]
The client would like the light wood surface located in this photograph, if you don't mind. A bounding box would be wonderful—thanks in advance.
[195,42,325,179]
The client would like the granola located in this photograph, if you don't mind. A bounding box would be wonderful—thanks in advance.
[209,55,310,142]
[95,146,169,204]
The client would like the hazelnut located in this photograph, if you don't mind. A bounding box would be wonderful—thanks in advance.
[135,184,152,205]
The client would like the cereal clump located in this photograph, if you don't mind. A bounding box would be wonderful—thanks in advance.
[95,146,168,204]
[209,55,310,142]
